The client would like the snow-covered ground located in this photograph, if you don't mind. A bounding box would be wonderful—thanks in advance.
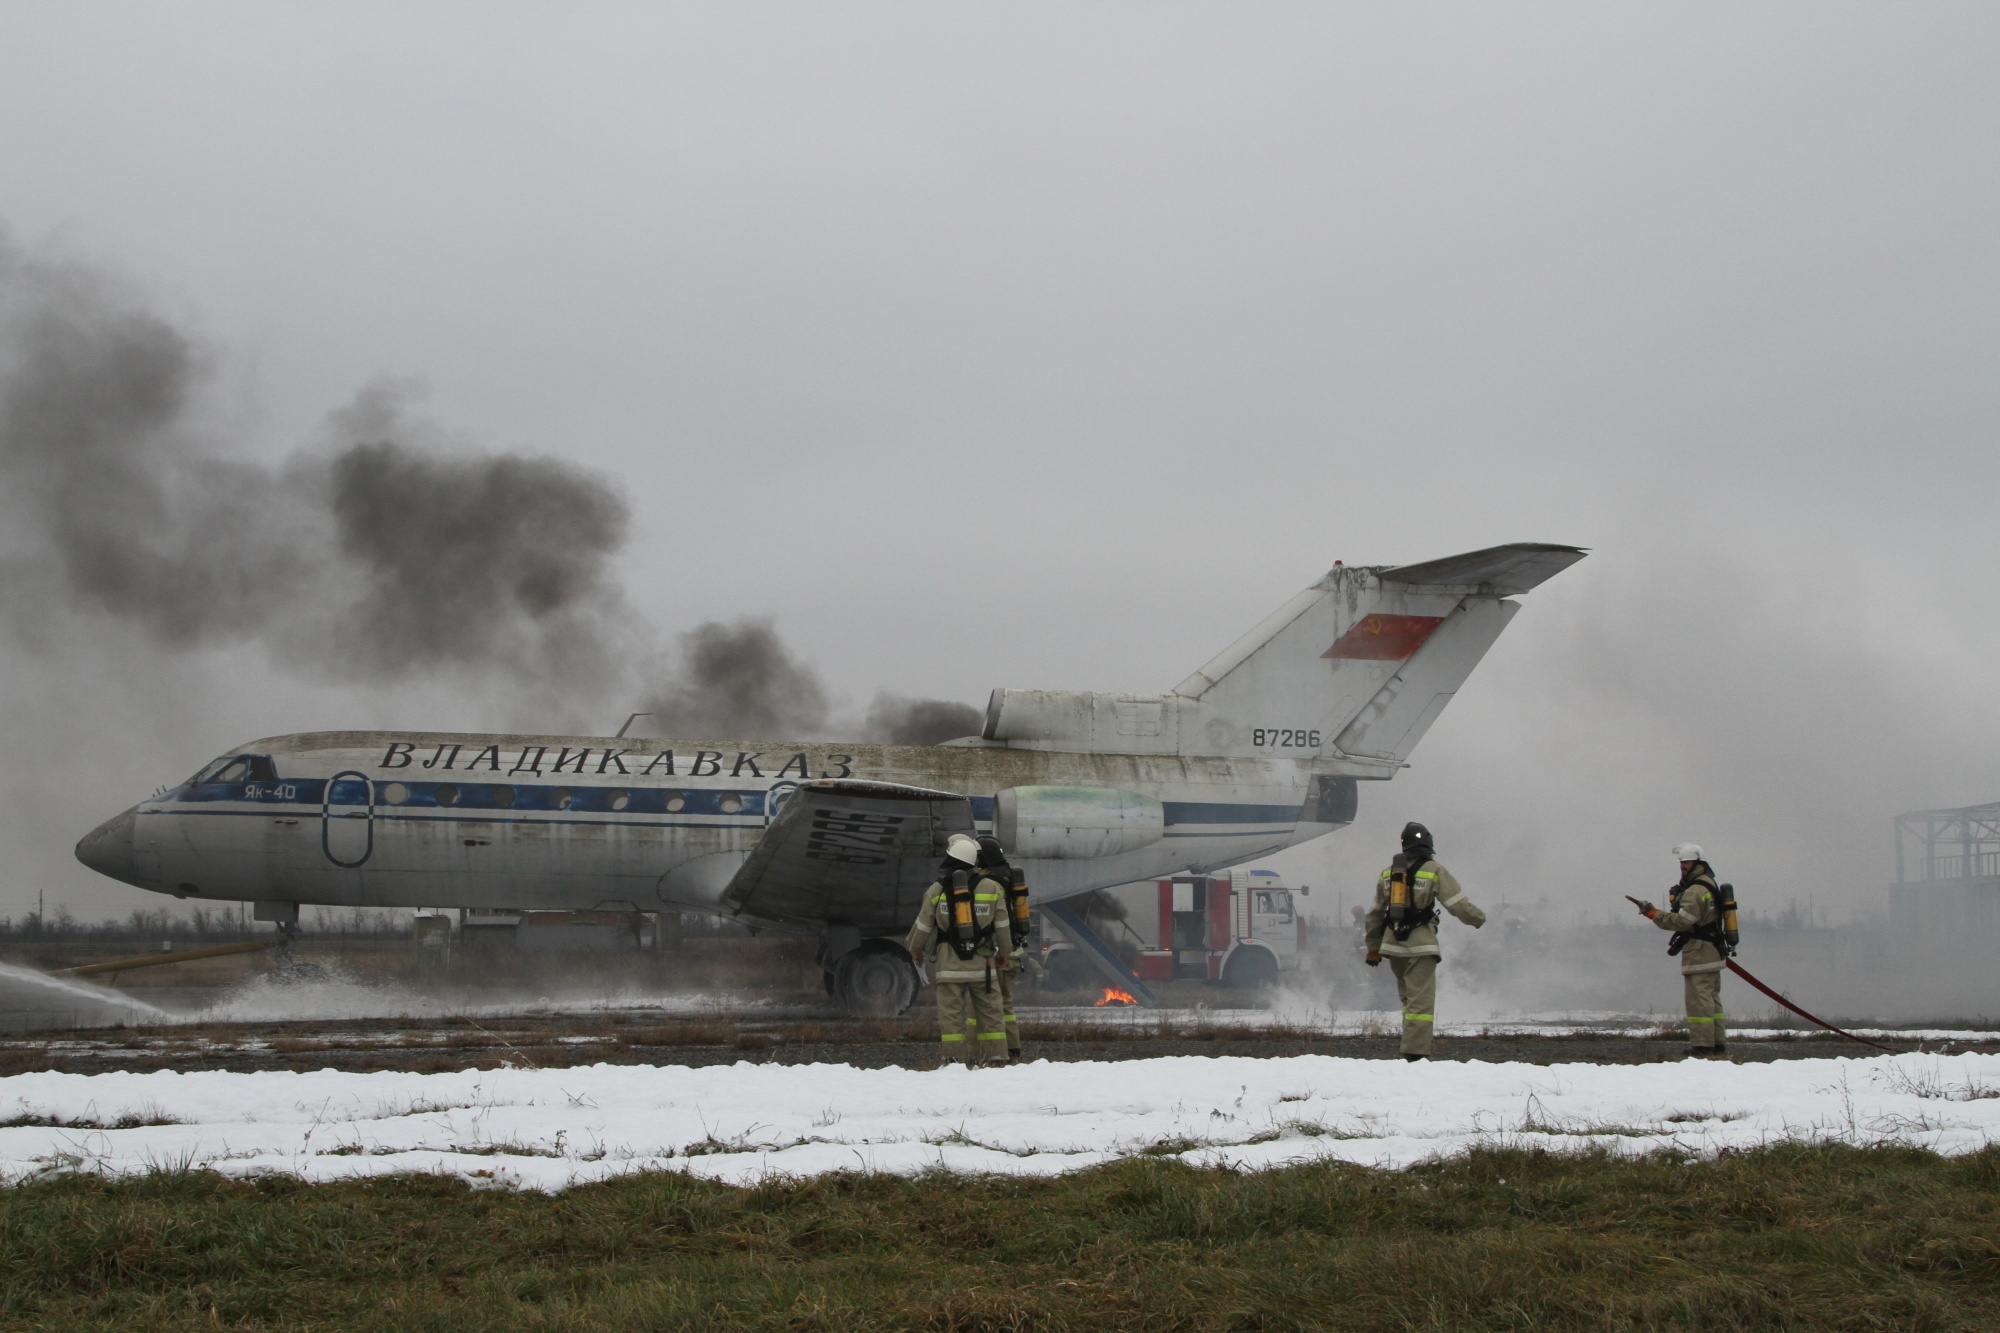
[4,1052,1996,1191]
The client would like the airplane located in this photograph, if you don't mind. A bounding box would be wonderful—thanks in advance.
[75,543,1584,1013]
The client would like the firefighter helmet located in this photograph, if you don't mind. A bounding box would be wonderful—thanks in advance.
[944,833,981,866]
[1673,842,1704,863]
[975,834,1008,868]
[1400,821,1434,853]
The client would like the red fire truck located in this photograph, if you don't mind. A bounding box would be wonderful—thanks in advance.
[1044,868,1308,990]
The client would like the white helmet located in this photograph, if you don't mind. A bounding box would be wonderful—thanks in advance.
[945,834,981,866]
[1672,842,1704,862]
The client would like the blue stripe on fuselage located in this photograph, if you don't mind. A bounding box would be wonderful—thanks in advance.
[166,781,1301,828]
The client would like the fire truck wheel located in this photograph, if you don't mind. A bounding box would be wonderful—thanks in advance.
[1223,947,1279,990]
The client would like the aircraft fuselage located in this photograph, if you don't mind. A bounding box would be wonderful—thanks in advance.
[78,730,1346,936]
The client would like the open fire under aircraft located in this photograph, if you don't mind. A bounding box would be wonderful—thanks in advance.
[76,543,1584,1011]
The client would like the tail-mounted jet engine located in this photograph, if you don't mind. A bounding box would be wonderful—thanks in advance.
[994,786,1164,859]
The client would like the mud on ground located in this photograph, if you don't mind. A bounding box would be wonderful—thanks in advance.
[4,1009,1990,1077]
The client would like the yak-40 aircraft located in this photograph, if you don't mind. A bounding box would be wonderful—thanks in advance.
[77,543,1583,1012]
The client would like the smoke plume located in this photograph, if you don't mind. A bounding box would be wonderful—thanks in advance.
[641,619,832,739]
[0,232,978,739]
[862,694,984,746]
[0,235,635,695]
[637,618,985,744]
[318,384,631,688]
[0,246,305,646]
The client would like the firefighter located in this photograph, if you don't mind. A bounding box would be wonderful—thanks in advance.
[1364,821,1486,1061]
[906,832,1014,1067]
[977,834,1027,1063]
[1631,843,1728,1057]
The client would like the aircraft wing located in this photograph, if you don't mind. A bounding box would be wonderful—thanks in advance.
[718,779,973,932]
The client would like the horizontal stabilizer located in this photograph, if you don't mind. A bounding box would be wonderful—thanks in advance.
[1382,543,1586,594]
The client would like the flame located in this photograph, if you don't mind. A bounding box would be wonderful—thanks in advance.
[1094,986,1137,1007]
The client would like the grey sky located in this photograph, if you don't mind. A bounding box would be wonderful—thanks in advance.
[1,3,1995,921]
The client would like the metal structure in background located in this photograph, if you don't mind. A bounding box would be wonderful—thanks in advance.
[1895,800,2000,885]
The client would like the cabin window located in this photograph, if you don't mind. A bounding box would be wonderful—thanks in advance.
[606,790,630,812]
[549,788,573,810]
[664,794,686,813]
[718,794,742,814]
[382,783,409,805]
[491,785,516,809]
[435,783,460,807]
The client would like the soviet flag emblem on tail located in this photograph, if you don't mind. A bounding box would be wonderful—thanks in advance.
[1322,614,1445,661]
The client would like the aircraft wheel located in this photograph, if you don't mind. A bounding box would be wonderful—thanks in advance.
[1223,948,1279,990]
[833,944,918,1017]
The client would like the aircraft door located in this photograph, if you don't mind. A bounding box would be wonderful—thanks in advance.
[322,770,374,868]
[764,781,800,826]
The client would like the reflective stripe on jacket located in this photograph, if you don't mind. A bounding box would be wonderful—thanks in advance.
[1364,856,1486,958]
[905,871,1014,980]
[1652,870,1725,974]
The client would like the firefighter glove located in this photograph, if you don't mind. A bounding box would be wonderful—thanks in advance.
[1364,950,1381,967]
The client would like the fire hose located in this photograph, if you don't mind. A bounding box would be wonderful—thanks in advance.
[54,939,274,977]
[1722,958,1895,1053]
[1626,894,1895,1052]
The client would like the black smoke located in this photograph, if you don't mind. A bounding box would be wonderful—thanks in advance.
[637,618,983,744]
[0,245,308,646]
[0,231,978,736]
[0,234,634,694]
[320,383,630,686]
[862,694,984,745]
[641,619,831,739]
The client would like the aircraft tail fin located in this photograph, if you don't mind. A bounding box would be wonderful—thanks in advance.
[983,543,1583,767]
[1177,543,1583,766]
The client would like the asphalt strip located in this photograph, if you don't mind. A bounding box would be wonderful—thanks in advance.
[3,1051,1997,1191]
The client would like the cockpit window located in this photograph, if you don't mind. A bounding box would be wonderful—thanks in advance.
[194,755,278,785]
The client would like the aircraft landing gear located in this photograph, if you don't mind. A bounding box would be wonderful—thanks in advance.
[829,940,919,1017]
[269,921,326,982]
[273,920,299,967]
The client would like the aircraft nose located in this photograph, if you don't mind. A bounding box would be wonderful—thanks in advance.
[75,807,139,884]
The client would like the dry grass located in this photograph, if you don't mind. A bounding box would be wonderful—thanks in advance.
[1,1143,1996,1330]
